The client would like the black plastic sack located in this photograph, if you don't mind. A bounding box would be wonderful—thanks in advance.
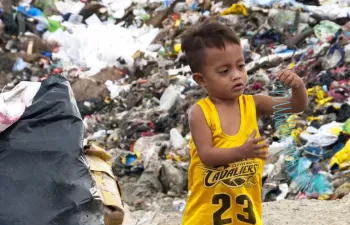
[0,12,18,35]
[0,76,104,225]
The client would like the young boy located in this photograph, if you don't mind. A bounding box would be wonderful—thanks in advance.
[180,18,308,225]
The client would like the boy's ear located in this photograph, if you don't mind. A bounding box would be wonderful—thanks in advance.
[192,73,206,87]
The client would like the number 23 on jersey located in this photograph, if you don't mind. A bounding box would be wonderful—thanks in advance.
[212,193,257,225]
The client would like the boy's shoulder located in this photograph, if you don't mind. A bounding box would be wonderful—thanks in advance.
[190,94,254,114]
[190,96,209,109]
[189,97,207,117]
[188,97,214,127]
[190,97,212,112]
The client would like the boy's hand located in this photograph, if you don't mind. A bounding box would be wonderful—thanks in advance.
[241,130,268,160]
[277,69,303,89]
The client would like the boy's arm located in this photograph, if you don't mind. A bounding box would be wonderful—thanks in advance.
[189,104,267,167]
[253,69,308,117]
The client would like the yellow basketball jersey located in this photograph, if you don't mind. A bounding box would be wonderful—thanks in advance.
[182,94,265,225]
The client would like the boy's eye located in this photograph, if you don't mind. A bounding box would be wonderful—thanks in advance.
[219,69,229,74]
[239,64,246,69]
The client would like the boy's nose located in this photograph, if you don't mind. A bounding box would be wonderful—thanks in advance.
[231,73,241,81]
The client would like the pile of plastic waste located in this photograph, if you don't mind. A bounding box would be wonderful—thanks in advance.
[0,0,350,213]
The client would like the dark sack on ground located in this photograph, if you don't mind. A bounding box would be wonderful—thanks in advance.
[0,75,104,225]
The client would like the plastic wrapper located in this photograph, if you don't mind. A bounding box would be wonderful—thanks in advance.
[0,75,104,225]
[170,128,187,150]
[159,84,181,111]
[330,140,350,172]
[43,23,160,76]
[0,81,41,133]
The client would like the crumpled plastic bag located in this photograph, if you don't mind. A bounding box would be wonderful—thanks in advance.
[221,3,248,16]
[242,0,278,7]
[0,81,41,133]
[314,20,341,42]
[16,5,49,32]
[305,4,350,21]
[306,172,333,196]
[159,85,179,111]
[299,122,341,147]
[170,128,187,150]
[33,0,59,16]
[43,23,160,76]
[12,57,27,71]
[343,118,350,135]
[330,140,350,172]
[133,134,169,169]
[102,0,133,19]
[345,44,350,63]
[159,160,186,195]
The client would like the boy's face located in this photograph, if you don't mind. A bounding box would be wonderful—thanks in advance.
[193,42,247,100]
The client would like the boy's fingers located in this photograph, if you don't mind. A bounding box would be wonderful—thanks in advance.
[253,149,268,159]
[258,143,269,149]
[253,149,260,156]
[285,74,294,86]
[277,69,292,81]
[280,73,289,83]
[282,71,292,80]
[277,69,287,77]
[258,150,268,159]
[249,130,256,139]
[280,69,291,76]
[253,136,265,143]
[259,154,268,160]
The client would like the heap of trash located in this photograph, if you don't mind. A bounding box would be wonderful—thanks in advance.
[0,0,350,213]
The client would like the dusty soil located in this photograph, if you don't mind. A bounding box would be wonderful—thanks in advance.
[123,194,350,225]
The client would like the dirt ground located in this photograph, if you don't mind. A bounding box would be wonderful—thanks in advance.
[122,194,350,225]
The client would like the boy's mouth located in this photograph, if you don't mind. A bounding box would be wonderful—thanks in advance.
[232,83,244,90]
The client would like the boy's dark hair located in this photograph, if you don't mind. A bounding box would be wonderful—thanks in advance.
[181,18,241,73]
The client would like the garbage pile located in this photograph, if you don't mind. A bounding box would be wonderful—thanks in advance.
[0,0,350,211]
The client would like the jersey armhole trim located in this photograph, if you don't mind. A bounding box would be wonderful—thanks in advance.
[196,99,212,130]
[247,95,259,134]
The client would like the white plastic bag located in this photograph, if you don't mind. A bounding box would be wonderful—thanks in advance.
[159,85,180,111]
[345,44,350,63]
[299,122,340,147]
[133,135,169,169]
[0,81,41,133]
[170,128,187,150]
